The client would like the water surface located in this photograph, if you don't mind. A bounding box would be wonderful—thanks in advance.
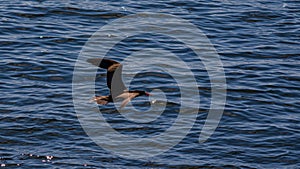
[0,0,299,168]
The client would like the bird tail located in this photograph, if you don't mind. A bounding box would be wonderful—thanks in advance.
[90,96,109,105]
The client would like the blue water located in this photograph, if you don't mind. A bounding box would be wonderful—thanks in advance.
[1,0,299,168]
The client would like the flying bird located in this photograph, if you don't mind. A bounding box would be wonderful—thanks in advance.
[87,58,151,108]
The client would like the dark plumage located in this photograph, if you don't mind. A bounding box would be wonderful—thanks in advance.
[87,58,150,108]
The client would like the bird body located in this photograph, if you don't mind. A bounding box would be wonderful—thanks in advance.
[87,58,150,108]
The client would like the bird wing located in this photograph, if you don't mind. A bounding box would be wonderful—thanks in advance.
[87,58,127,96]
[87,58,118,69]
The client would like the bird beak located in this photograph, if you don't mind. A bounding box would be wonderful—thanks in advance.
[145,92,151,96]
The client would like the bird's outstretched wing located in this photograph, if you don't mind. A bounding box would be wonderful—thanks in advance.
[87,58,127,96]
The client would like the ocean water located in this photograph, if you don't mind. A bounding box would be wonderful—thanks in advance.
[0,0,299,168]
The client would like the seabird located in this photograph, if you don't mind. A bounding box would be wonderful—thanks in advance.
[87,58,151,108]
